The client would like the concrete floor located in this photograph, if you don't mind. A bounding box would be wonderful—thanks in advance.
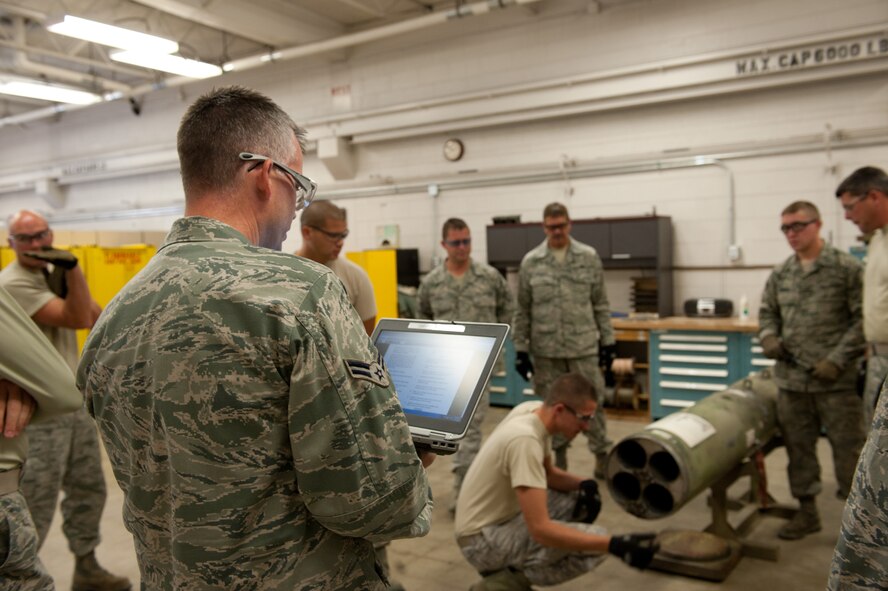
[40,406,847,590]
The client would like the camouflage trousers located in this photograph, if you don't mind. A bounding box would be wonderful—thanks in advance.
[777,389,866,499]
[828,380,888,590]
[533,357,611,467]
[862,352,888,428]
[21,407,106,556]
[0,491,54,591]
[452,386,490,500]
[458,490,607,586]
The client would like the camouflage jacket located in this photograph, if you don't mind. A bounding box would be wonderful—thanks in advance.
[417,259,512,325]
[417,259,513,371]
[77,217,432,591]
[759,243,864,392]
[513,238,614,358]
[828,379,888,589]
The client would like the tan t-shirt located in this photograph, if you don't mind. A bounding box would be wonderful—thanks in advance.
[864,226,888,343]
[0,286,82,471]
[454,401,550,537]
[0,261,79,371]
[327,256,378,322]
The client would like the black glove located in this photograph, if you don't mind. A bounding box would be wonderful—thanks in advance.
[857,358,867,398]
[599,343,617,387]
[571,479,602,524]
[24,247,78,270]
[598,344,617,370]
[45,265,68,298]
[515,351,534,382]
[608,533,659,570]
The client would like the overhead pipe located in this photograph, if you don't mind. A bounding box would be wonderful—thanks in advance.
[0,0,543,129]
[221,0,544,72]
[28,128,888,226]
[302,21,888,130]
[8,17,131,94]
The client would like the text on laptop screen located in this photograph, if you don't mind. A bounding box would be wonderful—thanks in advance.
[375,330,497,421]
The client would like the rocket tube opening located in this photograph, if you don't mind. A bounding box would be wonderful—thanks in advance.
[615,439,647,469]
[643,483,675,516]
[612,472,642,501]
[649,451,680,482]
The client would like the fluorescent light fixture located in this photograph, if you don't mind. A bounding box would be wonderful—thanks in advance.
[0,80,102,105]
[110,51,223,79]
[47,15,179,54]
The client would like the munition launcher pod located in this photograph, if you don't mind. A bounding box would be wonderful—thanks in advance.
[606,370,778,519]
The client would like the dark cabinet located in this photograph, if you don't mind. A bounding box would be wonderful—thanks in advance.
[487,215,673,316]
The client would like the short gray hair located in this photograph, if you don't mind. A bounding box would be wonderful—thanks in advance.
[177,86,307,197]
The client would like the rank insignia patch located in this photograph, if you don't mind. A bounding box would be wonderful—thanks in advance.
[345,353,390,387]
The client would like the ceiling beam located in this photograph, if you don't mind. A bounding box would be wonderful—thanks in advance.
[328,0,386,19]
[130,0,344,46]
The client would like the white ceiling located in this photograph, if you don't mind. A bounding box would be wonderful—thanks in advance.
[0,0,470,116]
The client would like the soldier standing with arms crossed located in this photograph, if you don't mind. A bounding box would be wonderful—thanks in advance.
[512,202,614,478]
[418,217,513,512]
[758,200,865,540]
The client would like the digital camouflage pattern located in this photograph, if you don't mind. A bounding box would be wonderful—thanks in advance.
[0,491,54,591]
[77,217,433,591]
[513,239,615,358]
[417,259,513,331]
[513,239,613,463]
[776,389,864,499]
[759,243,865,392]
[459,490,607,586]
[532,356,610,458]
[20,409,105,555]
[861,352,888,428]
[828,379,888,590]
[418,259,512,493]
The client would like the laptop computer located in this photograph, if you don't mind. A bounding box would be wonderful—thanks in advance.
[371,318,510,455]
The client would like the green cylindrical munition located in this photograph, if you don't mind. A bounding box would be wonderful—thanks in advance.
[605,370,778,519]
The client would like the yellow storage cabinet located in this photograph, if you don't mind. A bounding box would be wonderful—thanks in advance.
[78,245,156,351]
[346,249,398,326]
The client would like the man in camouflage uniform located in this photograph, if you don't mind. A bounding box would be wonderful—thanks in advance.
[77,86,433,591]
[0,285,83,591]
[418,217,513,511]
[828,379,888,590]
[835,166,888,427]
[455,373,657,588]
[758,200,866,540]
[0,211,129,591]
[512,202,614,477]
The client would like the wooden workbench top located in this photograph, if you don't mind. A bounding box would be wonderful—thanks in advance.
[612,316,760,333]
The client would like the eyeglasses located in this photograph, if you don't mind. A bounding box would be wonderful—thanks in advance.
[239,152,317,208]
[841,193,867,212]
[562,403,595,422]
[444,238,471,247]
[543,222,569,232]
[780,220,817,234]
[11,228,50,243]
[308,226,349,242]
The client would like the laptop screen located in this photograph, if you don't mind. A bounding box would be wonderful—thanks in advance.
[372,319,509,439]
[376,330,496,422]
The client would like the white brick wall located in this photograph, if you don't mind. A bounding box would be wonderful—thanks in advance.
[0,0,884,317]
